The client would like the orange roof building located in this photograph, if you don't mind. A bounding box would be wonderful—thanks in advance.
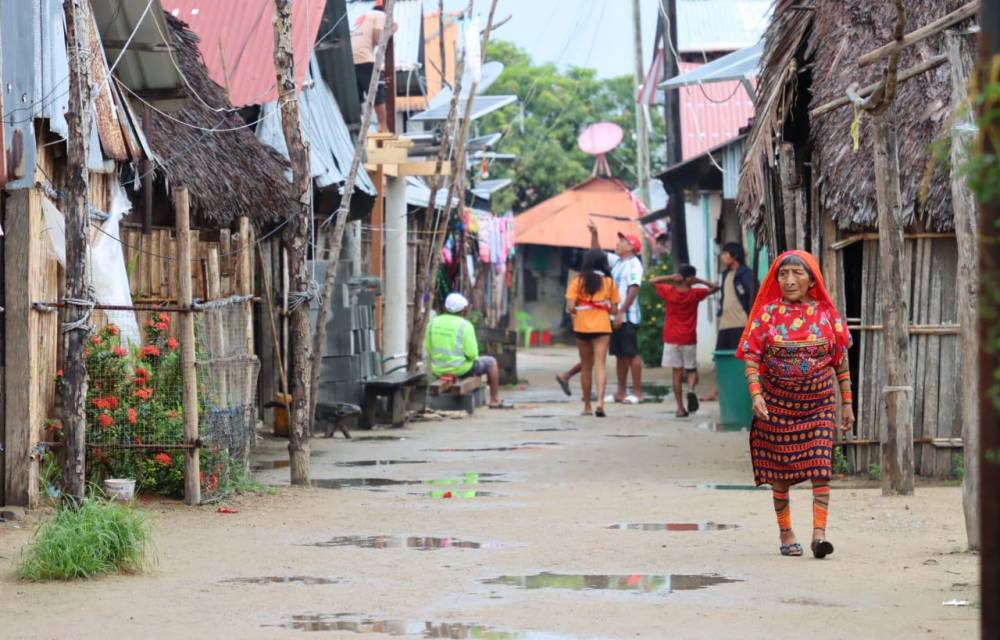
[514,178,645,250]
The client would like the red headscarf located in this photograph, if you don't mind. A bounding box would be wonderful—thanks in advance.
[735,250,851,364]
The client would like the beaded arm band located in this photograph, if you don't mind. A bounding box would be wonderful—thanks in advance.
[835,360,853,405]
[744,364,762,398]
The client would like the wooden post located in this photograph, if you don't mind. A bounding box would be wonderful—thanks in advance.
[237,218,255,467]
[947,29,980,549]
[306,0,397,437]
[778,143,803,250]
[873,106,914,496]
[175,187,200,505]
[274,0,313,483]
[372,165,385,349]
[61,0,94,502]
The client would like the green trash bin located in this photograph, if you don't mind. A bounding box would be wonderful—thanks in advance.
[714,349,753,432]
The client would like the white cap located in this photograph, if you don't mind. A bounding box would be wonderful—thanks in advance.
[444,293,469,313]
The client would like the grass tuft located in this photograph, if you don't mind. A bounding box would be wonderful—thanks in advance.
[16,498,155,581]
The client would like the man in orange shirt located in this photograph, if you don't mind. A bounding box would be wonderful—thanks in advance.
[351,0,397,131]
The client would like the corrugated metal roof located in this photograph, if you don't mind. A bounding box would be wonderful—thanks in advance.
[660,41,762,89]
[514,178,643,250]
[160,0,326,107]
[676,0,770,52]
[92,0,187,111]
[410,94,516,122]
[678,61,754,160]
[405,176,454,209]
[347,0,422,72]
[256,55,375,195]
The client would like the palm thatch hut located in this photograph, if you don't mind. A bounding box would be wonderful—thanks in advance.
[737,0,977,477]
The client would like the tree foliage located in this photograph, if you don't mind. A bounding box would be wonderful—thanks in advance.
[476,41,666,213]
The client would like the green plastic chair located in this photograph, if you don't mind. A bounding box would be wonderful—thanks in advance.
[515,310,542,348]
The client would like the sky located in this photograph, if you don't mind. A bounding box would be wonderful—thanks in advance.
[421,0,663,79]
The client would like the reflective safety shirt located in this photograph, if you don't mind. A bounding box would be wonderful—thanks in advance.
[425,313,478,377]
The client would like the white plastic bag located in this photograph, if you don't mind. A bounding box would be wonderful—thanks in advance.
[90,182,141,346]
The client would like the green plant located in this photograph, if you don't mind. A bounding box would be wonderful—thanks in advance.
[637,257,673,367]
[867,463,882,482]
[16,498,154,581]
[952,452,966,482]
[832,446,852,475]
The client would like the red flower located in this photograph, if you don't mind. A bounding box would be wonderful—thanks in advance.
[166,337,179,351]
[134,387,154,401]
[154,322,168,331]
[84,348,91,358]
[92,397,110,410]
[207,474,219,491]
[167,410,179,420]
[134,366,149,379]
[98,413,114,428]
[158,312,170,324]
[113,346,128,358]
[106,324,119,335]
[91,335,103,346]
[56,369,64,378]
[141,345,161,359]
[127,407,138,425]
[154,452,172,466]
[133,435,142,444]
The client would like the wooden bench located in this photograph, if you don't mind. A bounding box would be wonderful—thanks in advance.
[361,370,427,429]
[429,375,483,414]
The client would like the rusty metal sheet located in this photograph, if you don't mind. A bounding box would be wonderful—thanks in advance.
[87,9,129,161]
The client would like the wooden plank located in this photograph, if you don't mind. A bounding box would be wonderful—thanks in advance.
[912,240,929,474]
[238,217,255,410]
[922,240,944,476]
[150,230,162,298]
[175,188,200,506]
[4,190,39,507]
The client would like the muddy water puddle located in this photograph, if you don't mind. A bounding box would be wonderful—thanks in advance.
[426,443,560,453]
[605,434,648,439]
[268,613,582,638]
[609,522,741,531]
[309,535,501,550]
[350,435,407,442]
[483,572,741,594]
[222,576,339,585]
[422,490,504,499]
[523,427,579,432]
[334,459,428,467]
[309,473,505,492]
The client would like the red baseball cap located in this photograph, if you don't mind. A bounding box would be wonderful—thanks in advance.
[618,232,641,254]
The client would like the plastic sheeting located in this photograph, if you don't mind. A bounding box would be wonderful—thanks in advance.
[41,182,141,346]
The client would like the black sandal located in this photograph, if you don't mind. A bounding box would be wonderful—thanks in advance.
[556,375,572,397]
[811,539,834,559]
[675,409,689,418]
[594,408,606,418]
[780,542,804,557]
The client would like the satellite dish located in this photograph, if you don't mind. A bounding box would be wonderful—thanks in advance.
[578,122,623,177]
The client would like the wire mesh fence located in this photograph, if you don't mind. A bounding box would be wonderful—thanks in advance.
[72,299,258,502]
[195,296,260,501]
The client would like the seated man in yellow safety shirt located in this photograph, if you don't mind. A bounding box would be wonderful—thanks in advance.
[425,293,502,408]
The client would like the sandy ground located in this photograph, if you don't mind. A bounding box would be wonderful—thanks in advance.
[0,347,979,639]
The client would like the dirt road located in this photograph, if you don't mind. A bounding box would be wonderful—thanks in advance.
[0,348,979,639]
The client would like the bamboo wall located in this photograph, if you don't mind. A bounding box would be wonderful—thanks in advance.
[842,237,963,478]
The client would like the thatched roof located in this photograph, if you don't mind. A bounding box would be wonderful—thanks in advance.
[739,0,973,232]
[144,15,293,225]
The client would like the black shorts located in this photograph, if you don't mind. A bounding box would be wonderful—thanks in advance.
[355,62,386,105]
[575,331,610,342]
[716,327,743,351]
[609,322,640,357]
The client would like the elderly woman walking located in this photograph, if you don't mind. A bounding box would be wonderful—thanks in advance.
[736,251,855,559]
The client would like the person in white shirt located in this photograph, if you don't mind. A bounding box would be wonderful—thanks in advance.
[557,222,645,403]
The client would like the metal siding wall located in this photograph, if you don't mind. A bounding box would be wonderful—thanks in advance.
[722,139,744,200]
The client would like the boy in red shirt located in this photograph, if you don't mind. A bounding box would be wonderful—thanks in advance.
[651,265,720,417]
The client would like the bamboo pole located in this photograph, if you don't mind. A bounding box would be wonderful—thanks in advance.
[273,0,313,483]
[175,187,201,506]
[857,1,980,68]
[947,29,980,550]
[307,0,397,437]
[810,55,948,119]
[61,0,95,502]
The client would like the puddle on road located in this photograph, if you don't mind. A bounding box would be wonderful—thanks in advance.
[426,443,560,453]
[350,435,406,442]
[523,427,579,432]
[483,572,741,594]
[310,535,499,550]
[423,490,504,499]
[605,434,648,439]
[267,613,581,638]
[682,483,767,491]
[222,576,339,585]
[310,478,422,490]
[255,459,291,471]
[608,522,741,532]
[335,459,428,467]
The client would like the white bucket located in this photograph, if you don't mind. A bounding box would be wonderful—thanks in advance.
[104,478,136,502]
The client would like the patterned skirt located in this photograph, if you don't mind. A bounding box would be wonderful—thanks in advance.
[750,366,835,486]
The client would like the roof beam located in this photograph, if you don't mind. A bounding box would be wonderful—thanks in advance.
[857,0,979,68]
[810,54,947,118]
